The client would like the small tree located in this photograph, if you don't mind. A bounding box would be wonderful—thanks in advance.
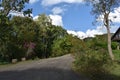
[87,0,120,60]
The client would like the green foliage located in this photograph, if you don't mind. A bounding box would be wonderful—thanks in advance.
[51,36,72,57]
[0,0,30,16]
[0,14,11,41]
[11,16,37,42]
[51,39,65,57]
[0,0,33,63]
[0,14,12,62]
[7,42,26,60]
[74,49,112,80]
[67,35,84,54]
[85,35,108,50]
[74,35,115,80]
[0,13,70,63]
[111,42,118,50]
[35,14,52,27]
[113,50,120,61]
[34,14,68,58]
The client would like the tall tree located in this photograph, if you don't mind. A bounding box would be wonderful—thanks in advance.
[0,0,31,41]
[87,0,120,60]
[35,14,52,58]
[35,14,68,58]
[10,16,38,59]
[0,0,32,61]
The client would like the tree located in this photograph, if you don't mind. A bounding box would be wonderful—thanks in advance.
[87,0,120,60]
[10,16,38,59]
[34,14,52,58]
[0,0,30,16]
[35,14,52,27]
[34,14,68,58]
[0,0,31,42]
[0,14,11,61]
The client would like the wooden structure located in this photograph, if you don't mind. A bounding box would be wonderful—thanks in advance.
[111,27,120,49]
[111,27,120,42]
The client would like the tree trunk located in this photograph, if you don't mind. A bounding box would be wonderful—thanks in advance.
[106,27,114,60]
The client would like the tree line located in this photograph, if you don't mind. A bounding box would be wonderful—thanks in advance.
[0,13,77,62]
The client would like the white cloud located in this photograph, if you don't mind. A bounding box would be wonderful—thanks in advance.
[9,11,24,17]
[109,7,120,23]
[29,0,39,4]
[33,14,63,26]
[67,30,87,39]
[86,29,103,37]
[98,26,120,33]
[52,7,64,15]
[9,11,34,18]
[49,14,63,26]
[33,15,39,20]
[67,30,78,36]
[67,26,119,39]
[41,0,84,6]
[98,7,120,23]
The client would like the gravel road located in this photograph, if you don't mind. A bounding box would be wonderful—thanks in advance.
[0,54,88,80]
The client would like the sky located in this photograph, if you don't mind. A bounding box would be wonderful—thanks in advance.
[23,0,120,39]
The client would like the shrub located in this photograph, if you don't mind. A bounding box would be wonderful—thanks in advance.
[113,50,120,61]
[34,43,46,58]
[111,42,118,50]
[74,49,112,80]
[7,43,26,61]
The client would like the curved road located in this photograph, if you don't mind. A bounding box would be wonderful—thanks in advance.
[0,54,88,80]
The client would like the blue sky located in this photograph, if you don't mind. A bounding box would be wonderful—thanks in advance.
[24,0,120,39]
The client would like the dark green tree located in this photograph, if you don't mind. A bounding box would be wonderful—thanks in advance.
[10,16,38,59]
[0,0,32,62]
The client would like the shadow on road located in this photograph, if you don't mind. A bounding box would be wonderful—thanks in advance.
[0,67,88,80]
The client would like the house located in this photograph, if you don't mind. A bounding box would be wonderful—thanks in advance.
[111,27,120,50]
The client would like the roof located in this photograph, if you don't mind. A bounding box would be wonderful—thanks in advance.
[111,27,120,42]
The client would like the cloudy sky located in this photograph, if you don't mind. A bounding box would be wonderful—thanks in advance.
[25,0,120,39]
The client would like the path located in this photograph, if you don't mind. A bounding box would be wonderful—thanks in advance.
[0,54,88,80]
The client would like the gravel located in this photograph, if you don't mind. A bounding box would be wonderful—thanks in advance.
[0,54,89,80]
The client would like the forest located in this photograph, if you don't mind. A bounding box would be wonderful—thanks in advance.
[0,14,74,62]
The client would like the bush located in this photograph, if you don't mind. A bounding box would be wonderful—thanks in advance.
[73,35,118,80]
[7,43,26,61]
[34,43,45,58]
[74,49,112,80]
[111,42,118,50]
[113,50,120,61]
[51,37,72,57]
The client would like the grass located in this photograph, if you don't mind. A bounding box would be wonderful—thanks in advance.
[0,58,40,69]
[113,50,120,61]
[97,50,120,80]
[111,63,120,76]
[105,63,120,80]
[96,50,120,80]
[0,61,9,65]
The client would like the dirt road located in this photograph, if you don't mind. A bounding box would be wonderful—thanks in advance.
[0,54,88,80]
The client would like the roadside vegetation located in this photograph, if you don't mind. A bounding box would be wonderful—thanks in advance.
[74,34,120,80]
[0,14,73,64]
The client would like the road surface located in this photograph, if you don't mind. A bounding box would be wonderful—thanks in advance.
[0,54,88,80]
